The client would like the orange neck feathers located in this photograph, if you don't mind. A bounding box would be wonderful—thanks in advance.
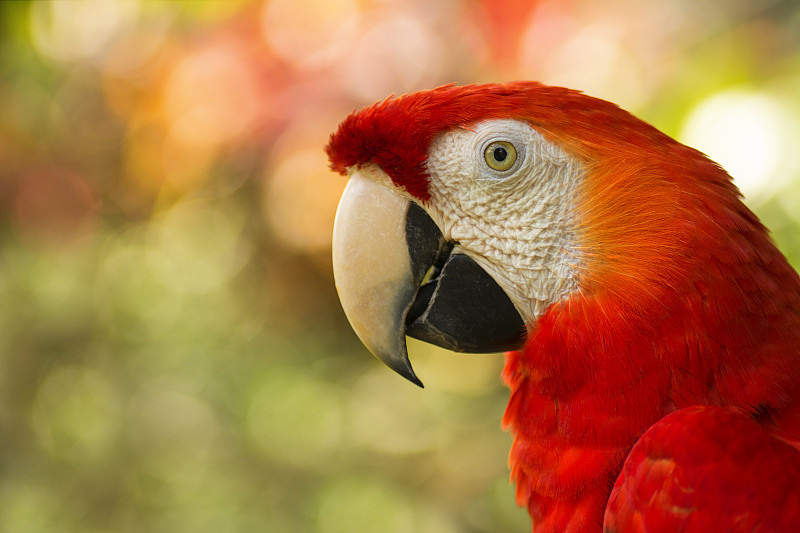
[502,100,800,531]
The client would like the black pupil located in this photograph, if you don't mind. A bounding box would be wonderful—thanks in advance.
[493,146,507,162]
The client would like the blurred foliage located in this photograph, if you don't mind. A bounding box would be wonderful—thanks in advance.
[0,1,799,532]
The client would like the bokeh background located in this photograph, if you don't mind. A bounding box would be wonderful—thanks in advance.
[1,1,800,532]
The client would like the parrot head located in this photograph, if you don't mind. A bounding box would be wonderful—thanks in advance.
[326,82,733,386]
[325,82,800,531]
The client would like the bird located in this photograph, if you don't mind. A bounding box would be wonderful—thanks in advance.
[324,82,800,532]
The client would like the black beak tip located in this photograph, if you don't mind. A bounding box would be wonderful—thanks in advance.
[383,357,424,388]
[397,364,425,389]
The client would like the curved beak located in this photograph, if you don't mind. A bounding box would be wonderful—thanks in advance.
[332,169,428,387]
[332,167,525,387]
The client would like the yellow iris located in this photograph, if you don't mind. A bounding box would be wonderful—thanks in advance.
[484,141,517,171]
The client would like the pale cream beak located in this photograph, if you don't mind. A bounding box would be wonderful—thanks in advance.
[332,168,423,386]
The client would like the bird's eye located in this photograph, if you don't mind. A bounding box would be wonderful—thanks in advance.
[484,141,517,172]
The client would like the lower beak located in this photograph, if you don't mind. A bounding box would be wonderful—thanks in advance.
[332,168,525,387]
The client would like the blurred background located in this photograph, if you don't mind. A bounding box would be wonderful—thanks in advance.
[1,1,799,531]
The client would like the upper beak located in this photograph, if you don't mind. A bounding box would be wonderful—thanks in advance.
[332,167,525,387]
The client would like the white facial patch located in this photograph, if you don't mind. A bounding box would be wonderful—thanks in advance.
[424,119,583,323]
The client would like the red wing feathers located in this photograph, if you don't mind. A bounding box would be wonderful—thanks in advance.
[604,406,800,533]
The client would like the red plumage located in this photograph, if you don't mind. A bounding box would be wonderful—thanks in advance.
[326,82,800,532]
[326,82,626,201]
[604,406,800,532]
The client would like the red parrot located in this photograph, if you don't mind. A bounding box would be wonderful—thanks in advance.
[325,82,800,532]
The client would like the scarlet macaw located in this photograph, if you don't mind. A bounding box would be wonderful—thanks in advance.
[325,82,800,532]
